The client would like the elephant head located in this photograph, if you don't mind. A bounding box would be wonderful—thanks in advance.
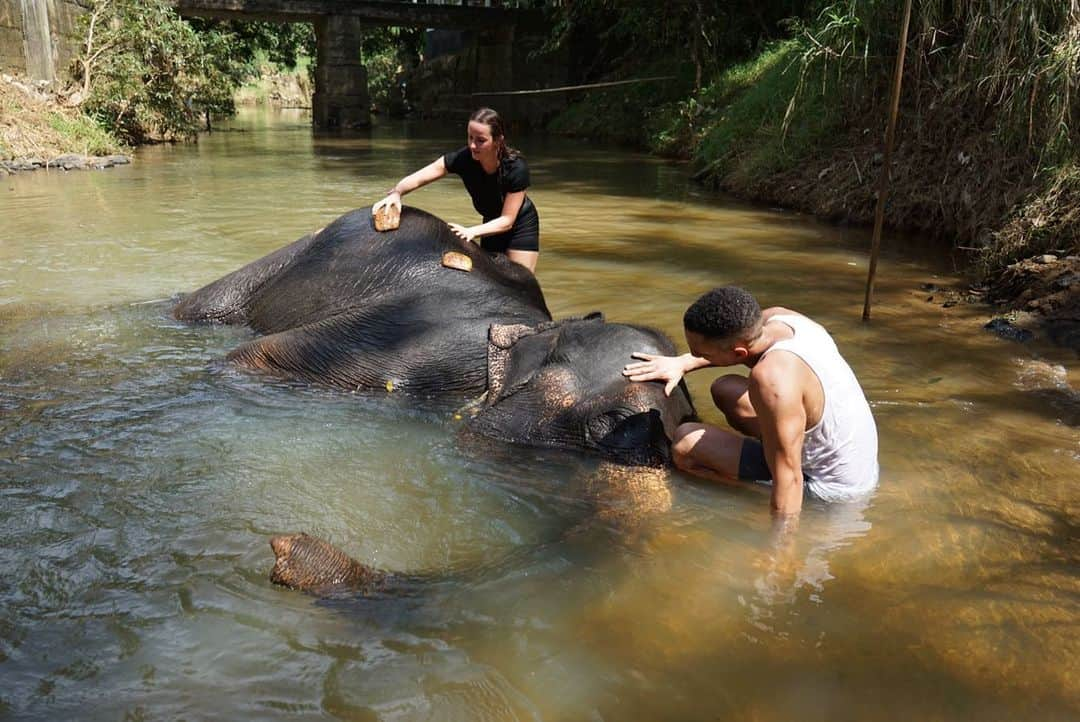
[468,315,696,466]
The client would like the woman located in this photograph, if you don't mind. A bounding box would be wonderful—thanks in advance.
[372,107,540,272]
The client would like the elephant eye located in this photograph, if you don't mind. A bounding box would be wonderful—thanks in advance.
[587,409,661,449]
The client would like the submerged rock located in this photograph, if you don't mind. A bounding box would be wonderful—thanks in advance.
[984,318,1034,343]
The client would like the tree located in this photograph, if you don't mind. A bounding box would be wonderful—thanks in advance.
[73,0,247,142]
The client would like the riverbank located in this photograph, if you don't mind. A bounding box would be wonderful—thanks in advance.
[546,24,1079,353]
[0,74,128,173]
[234,62,311,109]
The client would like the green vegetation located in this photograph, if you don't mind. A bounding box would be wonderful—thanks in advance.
[545,59,694,146]
[74,0,238,143]
[361,26,423,115]
[72,0,313,143]
[777,0,1079,268]
[0,78,123,160]
[677,40,841,182]
[235,52,312,107]
[45,110,118,156]
[546,0,1079,282]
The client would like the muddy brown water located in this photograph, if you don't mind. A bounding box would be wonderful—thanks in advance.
[1,109,1077,721]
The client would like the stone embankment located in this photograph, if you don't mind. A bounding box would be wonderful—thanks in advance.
[1,153,131,174]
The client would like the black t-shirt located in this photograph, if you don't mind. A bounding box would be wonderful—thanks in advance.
[443,146,531,221]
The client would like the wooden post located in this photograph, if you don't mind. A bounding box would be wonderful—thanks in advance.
[862,0,913,321]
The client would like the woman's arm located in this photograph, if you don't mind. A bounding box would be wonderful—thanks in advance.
[447,190,526,242]
[373,157,448,213]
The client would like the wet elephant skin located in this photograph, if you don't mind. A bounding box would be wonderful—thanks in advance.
[173,206,695,464]
[174,206,551,397]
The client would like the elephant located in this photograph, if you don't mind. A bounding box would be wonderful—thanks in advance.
[269,462,677,596]
[174,206,695,466]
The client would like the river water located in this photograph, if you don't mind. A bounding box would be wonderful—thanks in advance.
[1,109,1077,721]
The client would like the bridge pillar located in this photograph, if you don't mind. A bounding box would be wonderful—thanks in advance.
[476,25,514,93]
[313,14,369,128]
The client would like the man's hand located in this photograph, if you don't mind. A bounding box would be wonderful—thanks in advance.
[448,222,477,243]
[622,352,687,397]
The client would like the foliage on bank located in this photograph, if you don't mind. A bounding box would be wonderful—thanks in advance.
[362,26,423,116]
[0,75,121,160]
[548,0,1080,280]
[71,0,312,143]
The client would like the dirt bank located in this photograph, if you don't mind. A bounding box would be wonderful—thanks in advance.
[0,74,126,172]
[234,64,311,109]
[708,120,1078,353]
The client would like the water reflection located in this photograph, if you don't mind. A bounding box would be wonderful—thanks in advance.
[0,108,1076,721]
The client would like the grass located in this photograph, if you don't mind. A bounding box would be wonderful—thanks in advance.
[1,77,123,160]
[691,40,842,184]
[987,163,1080,273]
[46,112,119,156]
[236,51,313,106]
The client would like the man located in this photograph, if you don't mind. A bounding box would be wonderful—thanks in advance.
[623,286,878,515]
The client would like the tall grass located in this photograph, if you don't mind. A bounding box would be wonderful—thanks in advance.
[789,0,1079,164]
[47,112,120,156]
[689,41,841,181]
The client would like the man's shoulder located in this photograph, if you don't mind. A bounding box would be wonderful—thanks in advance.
[761,306,803,321]
[750,348,811,400]
[752,351,803,381]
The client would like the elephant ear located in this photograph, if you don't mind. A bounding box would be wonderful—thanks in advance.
[486,312,604,402]
[487,322,537,401]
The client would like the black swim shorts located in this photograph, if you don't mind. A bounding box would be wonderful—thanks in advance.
[737,438,773,482]
[738,438,815,484]
[481,201,540,254]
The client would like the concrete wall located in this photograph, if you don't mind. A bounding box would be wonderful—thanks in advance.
[0,0,27,73]
[0,0,84,82]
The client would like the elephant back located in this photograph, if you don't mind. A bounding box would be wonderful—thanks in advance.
[244,206,550,336]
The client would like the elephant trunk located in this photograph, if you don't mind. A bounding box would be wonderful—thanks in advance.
[269,532,388,595]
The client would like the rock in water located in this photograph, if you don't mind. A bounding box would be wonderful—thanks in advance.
[984,318,1033,343]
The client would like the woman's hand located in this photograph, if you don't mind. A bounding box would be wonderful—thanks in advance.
[448,222,477,243]
[372,190,401,216]
[622,352,688,397]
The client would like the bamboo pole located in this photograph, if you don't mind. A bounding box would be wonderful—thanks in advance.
[862,0,914,321]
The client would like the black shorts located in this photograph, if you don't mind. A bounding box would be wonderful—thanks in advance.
[738,438,814,484]
[738,438,773,482]
[481,202,540,254]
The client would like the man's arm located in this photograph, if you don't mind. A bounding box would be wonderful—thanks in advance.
[749,360,807,515]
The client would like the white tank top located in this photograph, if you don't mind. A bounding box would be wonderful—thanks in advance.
[761,314,879,501]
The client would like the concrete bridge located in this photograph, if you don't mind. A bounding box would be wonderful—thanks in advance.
[0,0,530,127]
[174,0,530,127]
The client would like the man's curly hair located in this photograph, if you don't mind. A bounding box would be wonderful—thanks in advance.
[683,286,763,342]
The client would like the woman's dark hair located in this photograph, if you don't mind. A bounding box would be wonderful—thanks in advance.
[469,107,520,161]
[683,286,763,342]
